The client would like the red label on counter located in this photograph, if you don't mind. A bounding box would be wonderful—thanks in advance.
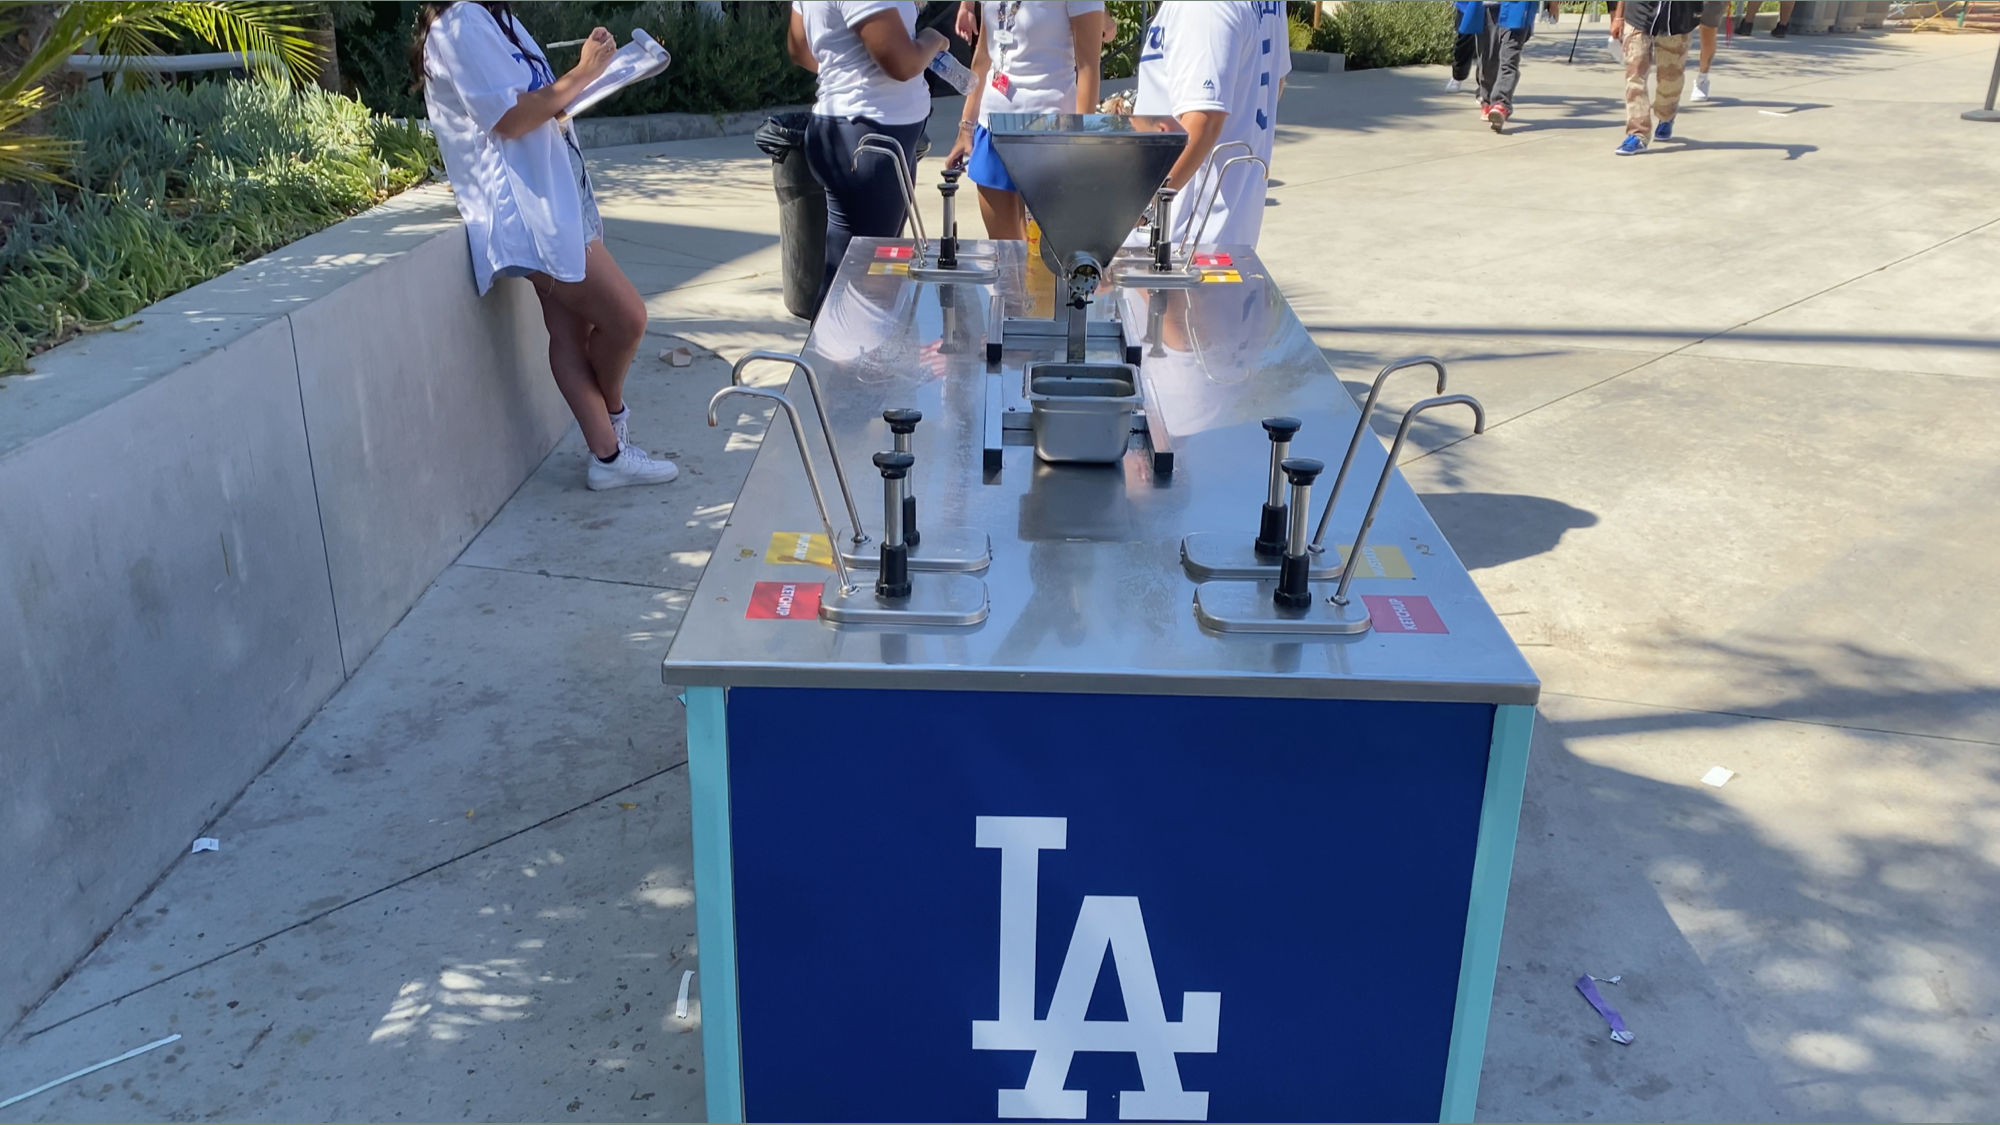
[747,581,821,621]
[1364,594,1447,635]
[874,245,914,260]
[1193,252,1234,267]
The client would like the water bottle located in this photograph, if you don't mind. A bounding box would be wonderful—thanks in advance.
[928,50,975,95]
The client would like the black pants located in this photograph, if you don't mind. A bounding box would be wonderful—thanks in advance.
[1452,32,1477,81]
[1475,24,1531,110]
[804,114,928,315]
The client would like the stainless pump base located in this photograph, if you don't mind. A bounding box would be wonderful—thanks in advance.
[838,525,993,573]
[820,573,990,627]
[1180,532,1342,582]
[1193,581,1372,636]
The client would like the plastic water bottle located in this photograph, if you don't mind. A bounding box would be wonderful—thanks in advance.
[928,50,975,95]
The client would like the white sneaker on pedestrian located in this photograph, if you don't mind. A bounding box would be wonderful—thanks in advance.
[1691,72,1712,101]
[587,445,679,490]
[1445,77,1463,92]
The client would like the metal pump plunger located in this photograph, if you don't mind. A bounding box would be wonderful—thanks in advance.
[883,408,922,547]
[937,170,961,270]
[1150,186,1177,272]
[1274,457,1325,610]
[872,452,915,599]
[1255,417,1302,556]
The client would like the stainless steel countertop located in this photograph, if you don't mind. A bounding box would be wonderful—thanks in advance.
[661,240,1540,705]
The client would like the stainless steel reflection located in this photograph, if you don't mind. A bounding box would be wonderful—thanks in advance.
[1329,394,1487,610]
[732,350,869,548]
[706,385,857,596]
[1310,356,1449,557]
[985,113,1186,278]
[663,241,1539,705]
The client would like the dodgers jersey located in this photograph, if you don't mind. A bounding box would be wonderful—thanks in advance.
[1134,0,1289,249]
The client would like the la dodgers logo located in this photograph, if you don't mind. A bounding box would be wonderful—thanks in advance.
[971,816,1221,1121]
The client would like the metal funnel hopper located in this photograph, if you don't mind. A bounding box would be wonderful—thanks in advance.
[986,113,1186,277]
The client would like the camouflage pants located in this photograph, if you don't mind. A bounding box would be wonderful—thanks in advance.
[1623,29,1689,136]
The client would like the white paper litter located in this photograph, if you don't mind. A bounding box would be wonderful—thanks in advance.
[674,970,694,1019]
[1702,766,1736,788]
[190,837,219,854]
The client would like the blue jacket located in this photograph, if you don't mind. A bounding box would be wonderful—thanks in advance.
[1456,1,1541,33]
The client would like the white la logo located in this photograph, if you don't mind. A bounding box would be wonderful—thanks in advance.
[971,816,1221,1121]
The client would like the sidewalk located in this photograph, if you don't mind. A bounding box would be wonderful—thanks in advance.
[4,28,1998,1123]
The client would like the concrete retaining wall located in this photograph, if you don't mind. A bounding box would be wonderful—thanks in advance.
[0,185,571,1032]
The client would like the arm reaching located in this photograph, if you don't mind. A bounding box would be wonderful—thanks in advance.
[493,26,614,138]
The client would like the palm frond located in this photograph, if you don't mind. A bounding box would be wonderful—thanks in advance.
[154,1,322,83]
[0,87,76,185]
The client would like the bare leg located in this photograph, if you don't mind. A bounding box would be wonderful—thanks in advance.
[535,286,620,458]
[1699,23,1716,71]
[977,185,1028,242]
[536,241,648,423]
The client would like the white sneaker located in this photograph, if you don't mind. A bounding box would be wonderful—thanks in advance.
[587,445,679,490]
[1691,72,1711,101]
[607,406,653,458]
[1445,77,1463,92]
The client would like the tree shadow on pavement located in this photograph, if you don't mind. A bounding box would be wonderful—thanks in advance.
[1419,492,1600,572]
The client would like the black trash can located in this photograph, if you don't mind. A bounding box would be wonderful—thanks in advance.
[756,112,824,321]
[756,114,936,319]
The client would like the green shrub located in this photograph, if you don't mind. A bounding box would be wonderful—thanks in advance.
[1103,0,1147,80]
[335,1,815,119]
[1289,17,1315,50]
[0,80,436,373]
[1329,1,1456,70]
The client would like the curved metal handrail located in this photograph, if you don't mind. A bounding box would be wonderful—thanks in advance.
[1310,356,1449,555]
[707,386,859,596]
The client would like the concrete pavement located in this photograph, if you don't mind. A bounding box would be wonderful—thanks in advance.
[3,26,1997,1123]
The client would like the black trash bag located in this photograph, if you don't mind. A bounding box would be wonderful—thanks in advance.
[755,111,812,160]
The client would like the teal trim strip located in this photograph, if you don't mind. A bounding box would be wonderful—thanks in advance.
[686,686,744,1123]
[1439,703,1536,1123]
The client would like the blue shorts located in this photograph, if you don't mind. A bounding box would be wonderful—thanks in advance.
[965,124,1016,193]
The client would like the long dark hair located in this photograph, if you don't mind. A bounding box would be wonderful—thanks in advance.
[410,1,545,90]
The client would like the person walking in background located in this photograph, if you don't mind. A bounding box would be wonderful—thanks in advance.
[1446,10,1478,93]
[1736,0,1795,36]
[1691,0,1727,101]
[1133,0,1290,249]
[416,2,677,491]
[945,1,1107,241]
[787,1,949,313]
[1456,2,1558,132]
[1612,0,1699,154]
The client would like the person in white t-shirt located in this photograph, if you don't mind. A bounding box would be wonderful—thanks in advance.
[942,1,1106,241]
[418,1,676,491]
[1134,0,1289,250]
[788,1,949,314]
